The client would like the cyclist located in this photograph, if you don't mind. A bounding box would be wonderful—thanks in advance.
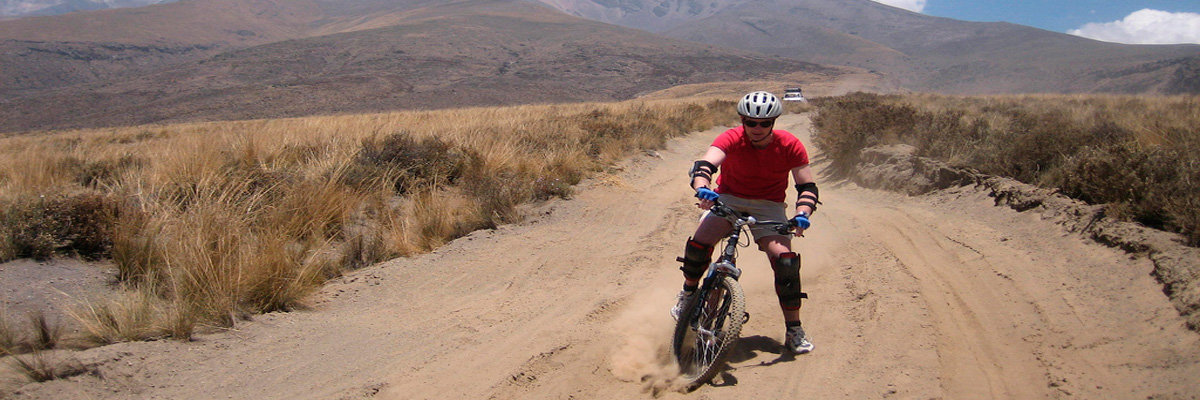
[672,91,820,354]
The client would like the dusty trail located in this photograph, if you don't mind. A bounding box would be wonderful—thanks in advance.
[9,114,1200,399]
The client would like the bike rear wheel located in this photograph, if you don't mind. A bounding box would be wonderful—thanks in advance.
[670,275,746,387]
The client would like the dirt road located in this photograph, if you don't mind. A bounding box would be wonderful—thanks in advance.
[9,114,1200,399]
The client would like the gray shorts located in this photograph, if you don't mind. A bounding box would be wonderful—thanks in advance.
[704,194,789,241]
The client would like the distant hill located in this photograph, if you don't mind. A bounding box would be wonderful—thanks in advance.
[0,0,176,18]
[0,0,330,97]
[0,0,837,132]
[538,0,1200,94]
[6,0,1195,133]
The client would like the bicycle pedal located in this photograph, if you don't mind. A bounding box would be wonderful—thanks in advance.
[743,312,750,324]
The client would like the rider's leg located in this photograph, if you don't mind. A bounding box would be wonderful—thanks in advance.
[678,214,732,288]
[672,214,732,319]
[758,236,804,323]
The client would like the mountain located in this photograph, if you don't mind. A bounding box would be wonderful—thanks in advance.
[6,0,1196,133]
[0,0,837,132]
[537,0,1200,94]
[0,0,331,97]
[0,0,177,18]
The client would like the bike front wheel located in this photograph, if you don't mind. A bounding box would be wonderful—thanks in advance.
[670,275,746,388]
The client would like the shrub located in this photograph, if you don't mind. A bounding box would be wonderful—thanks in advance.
[812,93,1200,245]
[0,192,118,261]
[58,154,145,188]
[347,132,477,194]
[811,93,918,172]
[1,98,735,336]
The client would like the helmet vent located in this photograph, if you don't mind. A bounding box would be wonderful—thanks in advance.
[737,90,782,119]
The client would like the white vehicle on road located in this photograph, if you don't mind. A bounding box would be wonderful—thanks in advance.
[783,87,806,102]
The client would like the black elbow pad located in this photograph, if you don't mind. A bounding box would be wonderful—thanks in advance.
[795,182,818,200]
[689,160,718,187]
[795,182,820,211]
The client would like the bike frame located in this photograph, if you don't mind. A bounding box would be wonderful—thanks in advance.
[695,200,794,326]
[690,201,755,332]
[673,199,796,386]
[706,201,752,282]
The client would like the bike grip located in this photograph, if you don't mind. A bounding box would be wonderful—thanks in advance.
[792,214,811,230]
[695,187,719,201]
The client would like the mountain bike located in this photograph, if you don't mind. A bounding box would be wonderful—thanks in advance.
[670,199,796,388]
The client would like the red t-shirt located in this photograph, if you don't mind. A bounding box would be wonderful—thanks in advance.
[711,126,809,203]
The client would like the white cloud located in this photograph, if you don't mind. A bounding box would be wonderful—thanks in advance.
[1069,9,1200,44]
[872,0,925,13]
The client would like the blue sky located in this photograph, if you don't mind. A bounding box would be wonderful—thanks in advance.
[874,0,1200,44]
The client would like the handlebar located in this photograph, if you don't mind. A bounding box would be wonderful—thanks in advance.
[775,220,800,235]
[707,199,799,235]
[707,199,746,222]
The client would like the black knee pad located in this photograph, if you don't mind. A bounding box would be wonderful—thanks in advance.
[772,252,807,310]
[676,238,713,280]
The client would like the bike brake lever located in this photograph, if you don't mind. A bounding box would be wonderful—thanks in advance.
[774,220,802,235]
[710,203,735,218]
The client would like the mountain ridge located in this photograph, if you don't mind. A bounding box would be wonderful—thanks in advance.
[2,0,1197,133]
[0,0,842,132]
[538,0,1200,94]
[1,0,176,18]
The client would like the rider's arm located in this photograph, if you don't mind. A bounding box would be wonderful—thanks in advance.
[690,146,727,191]
[792,165,818,216]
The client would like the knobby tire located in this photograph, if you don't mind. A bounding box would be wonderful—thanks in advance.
[670,275,746,388]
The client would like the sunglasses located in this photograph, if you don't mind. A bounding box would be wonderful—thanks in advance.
[742,119,775,128]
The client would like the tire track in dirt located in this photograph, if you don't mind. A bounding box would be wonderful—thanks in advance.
[846,204,1049,398]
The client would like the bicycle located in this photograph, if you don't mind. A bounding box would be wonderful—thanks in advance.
[670,199,797,388]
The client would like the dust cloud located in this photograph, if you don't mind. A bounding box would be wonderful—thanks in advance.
[607,286,691,395]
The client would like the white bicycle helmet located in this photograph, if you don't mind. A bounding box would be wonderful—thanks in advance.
[737,91,783,119]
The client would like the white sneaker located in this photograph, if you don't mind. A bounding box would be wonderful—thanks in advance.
[670,290,694,321]
[786,324,814,354]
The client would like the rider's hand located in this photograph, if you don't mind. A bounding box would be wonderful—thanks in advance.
[792,213,811,230]
[695,187,718,210]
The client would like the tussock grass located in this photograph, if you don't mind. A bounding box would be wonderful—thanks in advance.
[10,351,58,382]
[8,350,86,382]
[2,309,88,383]
[1,310,17,356]
[0,98,735,339]
[812,92,1200,245]
[0,310,64,356]
[27,312,60,351]
[67,285,193,344]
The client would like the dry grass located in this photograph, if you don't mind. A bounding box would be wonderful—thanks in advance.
[812,92,1200,244]
[0,310,17,356]
[67,285,194,344]
[1,309,83,383]
[7,350,86,383]
[0,309,66,356]
[0,98,736,339]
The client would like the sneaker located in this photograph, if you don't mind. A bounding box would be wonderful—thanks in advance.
[785,324,814,354]
[670,290,694,321]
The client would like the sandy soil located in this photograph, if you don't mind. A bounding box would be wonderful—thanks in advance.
[5,114,1199,399]
[0,259,116,322]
